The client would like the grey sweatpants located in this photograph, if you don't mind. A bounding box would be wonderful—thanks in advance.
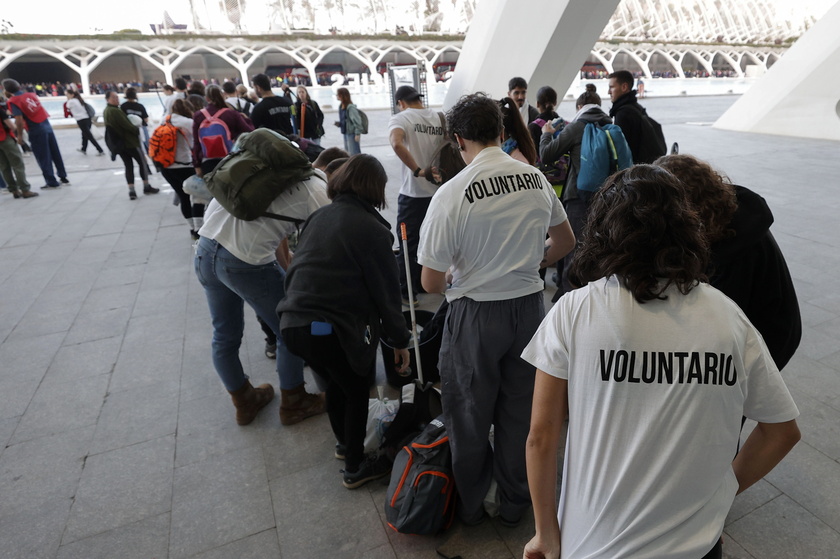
[438,291,544,523]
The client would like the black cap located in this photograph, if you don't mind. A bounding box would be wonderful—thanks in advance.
[394,85,423,103]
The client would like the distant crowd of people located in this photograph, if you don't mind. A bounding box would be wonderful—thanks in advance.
[0,68,803,559]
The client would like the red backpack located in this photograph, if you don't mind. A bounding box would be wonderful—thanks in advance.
[7,92,50,124]
[198,108,233,159]
[149,116,189,168]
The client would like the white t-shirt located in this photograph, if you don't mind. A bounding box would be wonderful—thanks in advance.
[417,146,567,302]
[66,98,88,121]
[388,107,448,198]
[167,113,194,168]
[521,277,800,559]
[163,91,187,114]
[199,174,329,266]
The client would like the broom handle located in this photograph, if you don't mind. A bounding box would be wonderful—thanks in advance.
[400,222,424,384]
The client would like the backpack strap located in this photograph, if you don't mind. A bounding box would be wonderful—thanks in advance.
[261,212,304,224]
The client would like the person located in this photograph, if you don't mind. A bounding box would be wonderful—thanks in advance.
[293,85,325,145]
[160,98,205,239]
[194,143,330,427]
[655,154,801,370]
[608,69,664,163]
[192,85,253,178]
[498,97,537,165]
[163,78,188,114]
[64,89,104,156]
[387,85,449,305]
[417,93,575,526]
[103,90,159,200]
[0,100,37,198]
[279,154,411,489]
[539,88,630,298]
[521,165,801,559]
[507,77,539,126]
[223,81,252,116]
[250,73,294,136]
[2,78,70,190]
[121,87,150,152]
[334,87,363,155]
[312,146,349,175]
[527,86,560,152]
[187,81,207,111]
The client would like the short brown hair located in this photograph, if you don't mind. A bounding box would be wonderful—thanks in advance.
[571,165,709,303]
[327,154,388,209]
[654,154,738,244]
[313,146,350,170]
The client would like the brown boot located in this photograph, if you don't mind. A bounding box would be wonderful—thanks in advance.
[228,380,275,425]
[279,384,326,426]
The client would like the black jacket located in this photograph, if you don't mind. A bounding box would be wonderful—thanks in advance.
[277,193,410,375]
[710,186,801,369]
[539,106,612,201]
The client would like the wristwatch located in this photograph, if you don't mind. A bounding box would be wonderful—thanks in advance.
[413,167,421,177]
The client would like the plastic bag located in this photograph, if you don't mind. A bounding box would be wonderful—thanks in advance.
[365,386,398,454]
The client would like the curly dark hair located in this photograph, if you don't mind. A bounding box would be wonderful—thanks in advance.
[654,154,738,244]
[571,165,709,303]
[446,93,502,145]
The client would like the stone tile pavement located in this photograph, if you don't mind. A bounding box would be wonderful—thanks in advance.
[0,96,838,558]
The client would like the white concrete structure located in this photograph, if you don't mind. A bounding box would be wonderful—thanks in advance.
[714,1,840,141]
[443,0,621,110]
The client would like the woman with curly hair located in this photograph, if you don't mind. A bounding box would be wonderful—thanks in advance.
[655,154,801,370]
[521,165,800,559]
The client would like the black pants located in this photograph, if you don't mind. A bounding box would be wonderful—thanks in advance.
[118,147,149,185]
[76,118,103,153]
[161,166,204,220]
[701,538,723,559]
[283,326,373,471]
[395,194,432,299]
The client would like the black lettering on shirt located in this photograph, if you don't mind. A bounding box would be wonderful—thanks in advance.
[599,349,738,386]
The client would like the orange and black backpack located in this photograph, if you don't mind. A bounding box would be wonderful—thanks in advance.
[149,115,189,169]
[384,415,456,535]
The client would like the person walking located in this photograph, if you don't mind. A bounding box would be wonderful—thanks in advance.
[160,98,204,239]
[103,90,159,200]
[64,89,104,156]
[0,100,37,198]
[192,85,253,178]
[121,87,151,152]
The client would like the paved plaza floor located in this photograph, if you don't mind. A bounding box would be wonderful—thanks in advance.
[1,95,839,558]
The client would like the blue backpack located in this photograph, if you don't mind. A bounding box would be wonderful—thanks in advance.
[577,123,633,192]
[198,107,234,160]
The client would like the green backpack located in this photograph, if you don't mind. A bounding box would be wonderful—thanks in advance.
[204,129,314,222]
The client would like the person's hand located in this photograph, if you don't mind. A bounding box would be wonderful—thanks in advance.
[334,120,340,127]
[428,166,443,185]
[194,167,203,178]
[542,121,556,135]
[354,134,360,143]
[523,535,560,559]
[394,348,411,376]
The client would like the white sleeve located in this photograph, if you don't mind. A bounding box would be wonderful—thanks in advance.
[521,296,570,379]
[741,323,799,423]
[417,192,456,272]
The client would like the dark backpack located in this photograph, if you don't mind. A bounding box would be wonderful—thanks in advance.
[84,103,96,120]
[198,107,234,159]
[577,123,633,192]
[629,104,667,163]
[384,415,456,535]
[204,128,314,222]
[423,112,466,186]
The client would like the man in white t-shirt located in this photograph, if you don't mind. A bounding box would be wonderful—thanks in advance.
[388,85,448,303]
[417,93,575,526]
[521,165,800,559]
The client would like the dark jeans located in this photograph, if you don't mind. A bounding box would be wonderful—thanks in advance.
[76,118,103,153]
[118,147,149,185]
[396,194,432,299]
[161,166,204,220]
[29,128,67,186]
[283,325,373,472]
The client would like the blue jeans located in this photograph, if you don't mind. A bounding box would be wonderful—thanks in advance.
[343,133,360,155]
[29,125,67,186]
[194,237,305,392]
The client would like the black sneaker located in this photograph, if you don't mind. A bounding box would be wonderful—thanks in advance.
[264,342,276,359]
[59,177,70,185]
[40,184,60,190]
[143,185,160,194]
[129,189,137,200]
[342,454,391,489]
[335,443,347,460]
